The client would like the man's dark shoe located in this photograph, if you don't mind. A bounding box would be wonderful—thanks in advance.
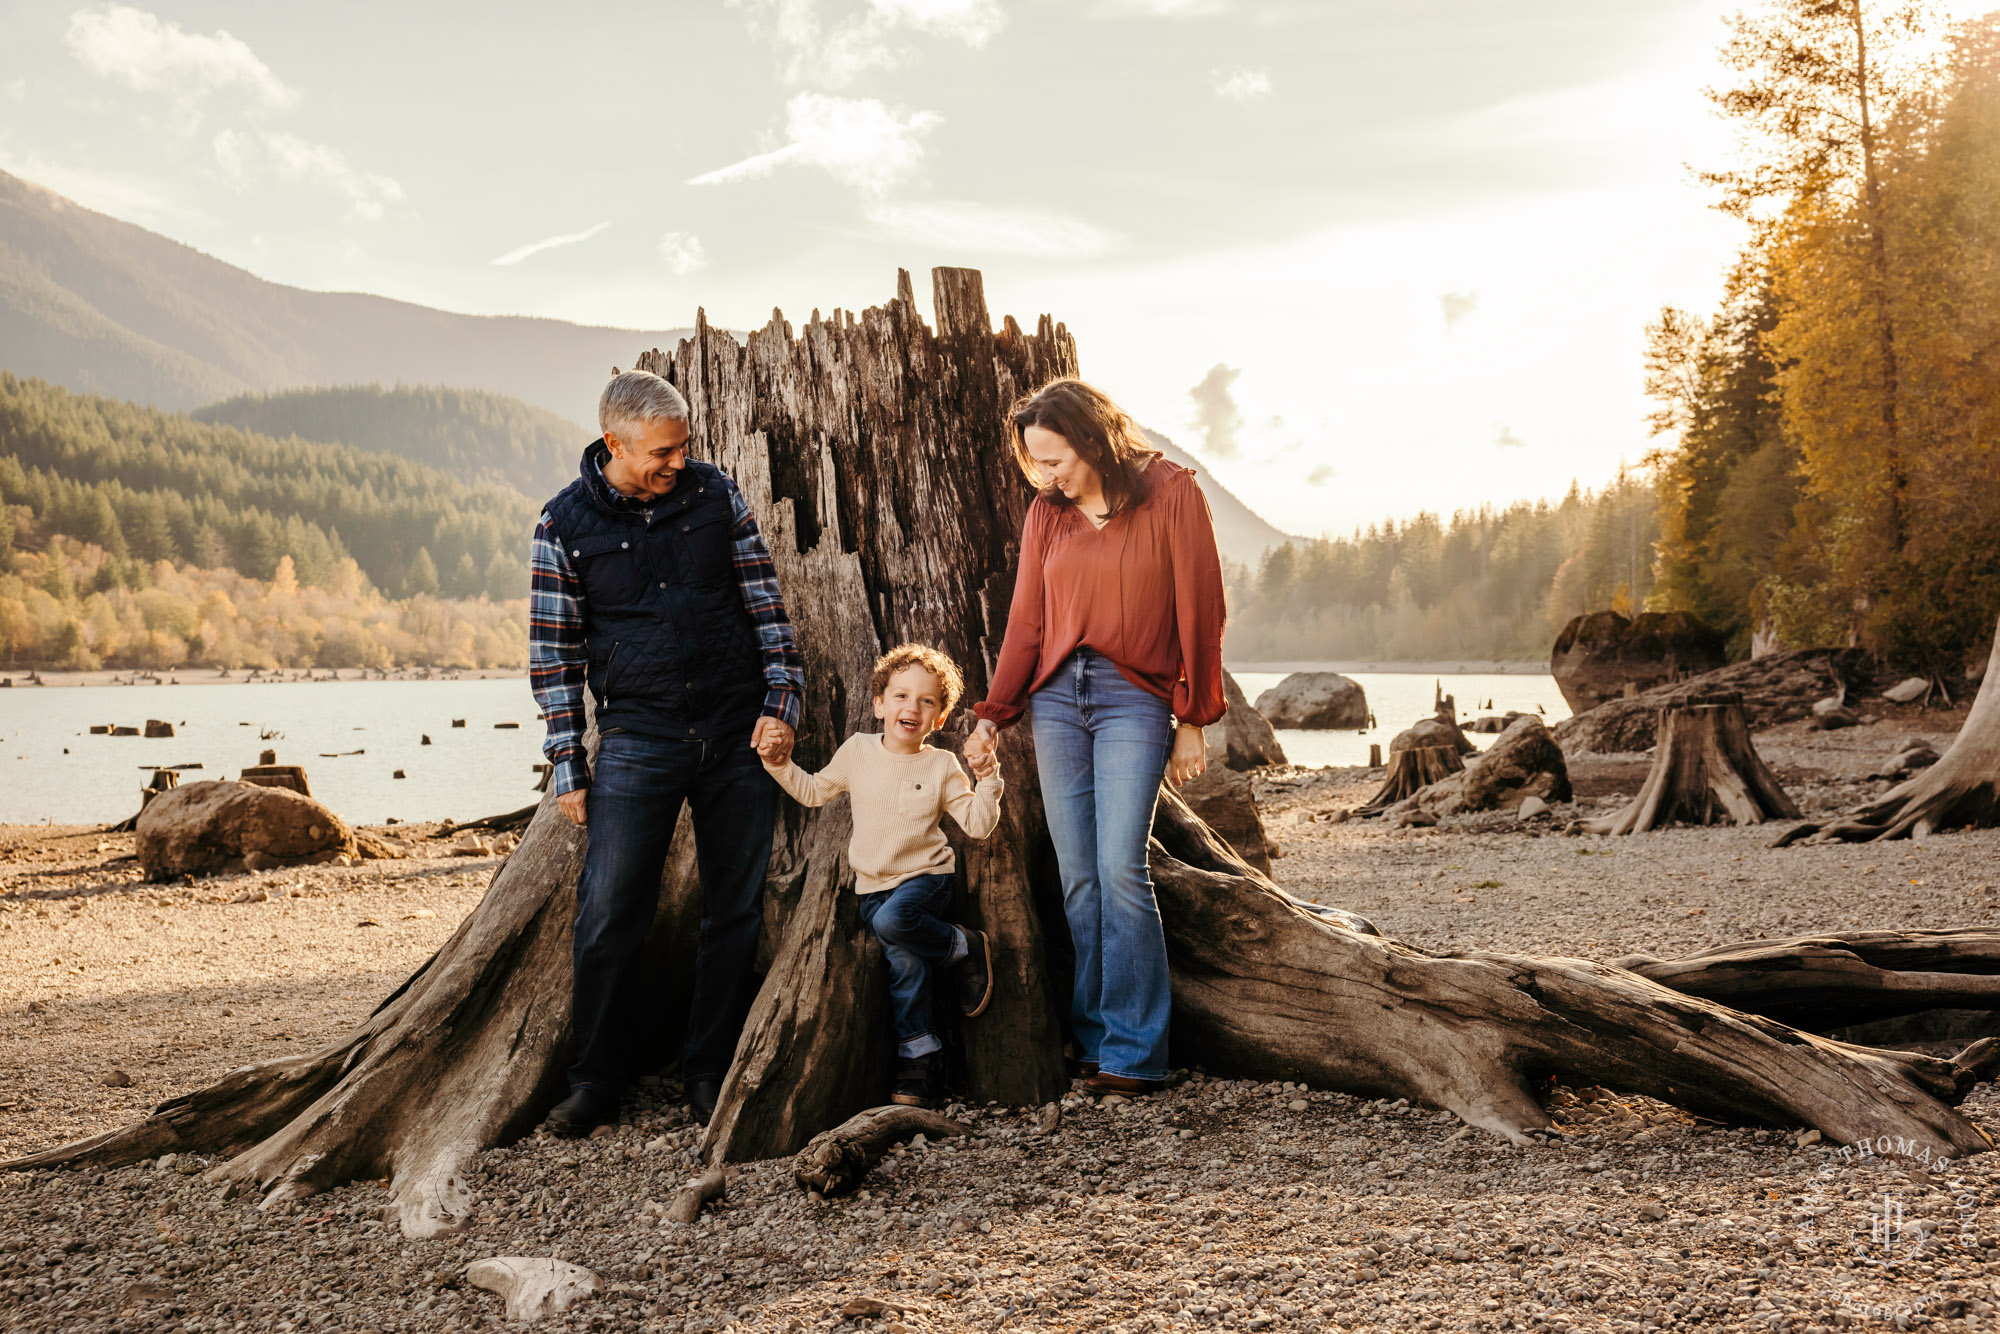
[1081,1071,1164,1098]
[687,1074,722,1125]
[891,1055,937,1108]
[953,928,994,1018]
[544,1086,618,1138]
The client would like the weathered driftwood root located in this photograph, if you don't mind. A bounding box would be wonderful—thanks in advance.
[792,1106,971,1197]
[1776,619,2000,846]
[465,1257,604,1320]
[667,1167,728,1224]
[1151,792,1996,1157]
[1358,746,1464,815]
[1616,929,2000,1033]
[2,782,705,1240]
[1583,694,1798,834]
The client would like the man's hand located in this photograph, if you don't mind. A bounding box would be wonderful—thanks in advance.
[558,788,588,826]
[753,716,795,767]
[1166,722,1208,788]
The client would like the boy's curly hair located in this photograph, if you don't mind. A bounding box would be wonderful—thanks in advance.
[870,643,966,725]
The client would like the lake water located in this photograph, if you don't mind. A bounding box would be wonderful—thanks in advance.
[0,668,1569,825]
[1231,671,1571,769]
[0,678,549,826]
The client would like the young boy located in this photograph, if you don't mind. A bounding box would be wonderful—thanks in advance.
[757,643,1003,1108]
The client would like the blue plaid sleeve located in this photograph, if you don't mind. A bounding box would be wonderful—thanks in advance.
[725,477,804,728]
[528,513,591,794]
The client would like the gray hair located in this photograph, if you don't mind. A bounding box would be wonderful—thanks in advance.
[598,369,689,443]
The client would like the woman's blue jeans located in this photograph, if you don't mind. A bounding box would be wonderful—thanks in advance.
[855,872,964,1059]
[1030,648,1175,1081]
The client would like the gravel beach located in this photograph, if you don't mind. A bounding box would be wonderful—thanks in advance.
[3,711,1998,1333]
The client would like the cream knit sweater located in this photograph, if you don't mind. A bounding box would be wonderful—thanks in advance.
[763,733,1004,894]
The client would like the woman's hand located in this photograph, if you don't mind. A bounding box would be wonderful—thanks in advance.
[1167,722,1208,788]
[965,718,1000,774]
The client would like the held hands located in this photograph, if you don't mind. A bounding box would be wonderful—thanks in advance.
[964,718,1000,780]
[1167,722,1208,788]
[752,716,796,767]
[557,788,588,827]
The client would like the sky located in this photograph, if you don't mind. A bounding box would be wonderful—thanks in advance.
[2,0,1991,539]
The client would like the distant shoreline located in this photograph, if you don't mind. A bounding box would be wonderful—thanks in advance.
[1228,660,1549,676]
[0,668,527,689]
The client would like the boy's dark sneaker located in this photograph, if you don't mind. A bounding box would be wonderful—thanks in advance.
[953,928,994,1018]
[891,1055,937,1108]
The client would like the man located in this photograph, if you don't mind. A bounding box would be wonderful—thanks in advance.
[529,369,802,1136]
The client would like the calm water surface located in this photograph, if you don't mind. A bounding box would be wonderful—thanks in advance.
[0,669,1571,826]
[0,678,549,826]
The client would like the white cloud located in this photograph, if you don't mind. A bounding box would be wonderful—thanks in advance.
[657,231,707,275]
[865,200,1117,257]
[1189,363,1244,459]
[1098,0,1227,15]
[3,80,25,103]
[67,4,299,121]
[689,94,940,195]
[1210,66,1271,102]
[1441,290,1478,331]
[731,0,1004,85]
[1494,425,1528,450]
[488,221,612,267]
[213,129,405,221]
[1306,463,1336,487]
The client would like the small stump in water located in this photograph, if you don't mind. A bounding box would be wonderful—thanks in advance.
[1582,693,1798,834]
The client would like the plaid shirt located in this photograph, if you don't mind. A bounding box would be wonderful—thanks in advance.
[529,461,803,795]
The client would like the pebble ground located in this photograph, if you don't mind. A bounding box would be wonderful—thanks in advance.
[4,712,1999,1333]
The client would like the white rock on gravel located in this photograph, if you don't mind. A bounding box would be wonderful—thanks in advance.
[465,1255,603,1320]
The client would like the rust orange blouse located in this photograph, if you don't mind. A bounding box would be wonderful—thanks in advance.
[974,458,1228,730]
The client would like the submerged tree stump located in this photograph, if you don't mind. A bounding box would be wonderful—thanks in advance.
[8,273,2000,1234]
[1358,745,1464,815]
[1581,693,1799,835]
[1776,619,2000,845]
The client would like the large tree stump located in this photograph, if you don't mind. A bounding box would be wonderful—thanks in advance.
[1776,618,2000,845]
[8,272,2000,1235]
[1581,693,1799,834]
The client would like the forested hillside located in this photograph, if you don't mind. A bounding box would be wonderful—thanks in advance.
[1645,8,2000,671]
[193,384,584,501]
[0,374,535,670]
[1224,473,1658,662]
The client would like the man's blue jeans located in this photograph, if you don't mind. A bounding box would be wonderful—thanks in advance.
[1030,648,1175,1082]
[569,728,777,1095]
[855,872,965,1059]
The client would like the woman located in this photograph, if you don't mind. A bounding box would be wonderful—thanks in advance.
[965,377,1227,1095]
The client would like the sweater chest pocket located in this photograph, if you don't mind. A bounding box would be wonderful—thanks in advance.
[569,534,645,609]
[896,776,937,821]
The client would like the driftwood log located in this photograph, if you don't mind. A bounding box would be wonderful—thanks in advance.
[1358,745,1464,815]
[1582,694,1799,835]
[1554,648,1869,755]
[9,271,2000,1236]
[791,1106,971,1197]
[1776,619,2000,845]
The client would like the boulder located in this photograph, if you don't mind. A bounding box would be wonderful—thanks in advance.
[1253,672,1369,729]
[1385,715,1572,822]
[1552,648,1867,754]
[1811,697,1859,730]
[1204,671,1287,771]
[136,780,355,880]
[1882,676,1929,704]
[1870,740,1941,780]
[1549,610,1727,714]
[1179,763,1272,875]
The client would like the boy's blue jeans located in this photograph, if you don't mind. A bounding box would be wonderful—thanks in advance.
[1030,648,1176,1082]
[856,872,966,1058]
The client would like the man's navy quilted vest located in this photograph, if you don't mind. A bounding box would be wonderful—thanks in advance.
[542,442,765,741]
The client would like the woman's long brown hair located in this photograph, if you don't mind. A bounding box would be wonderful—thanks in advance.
[1009,378,1163,518]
